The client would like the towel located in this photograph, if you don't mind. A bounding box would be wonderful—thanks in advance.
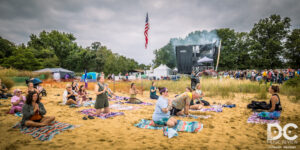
[247,112,280,124]
[134,119,203,132]
[180,114,211,119]
[125,102,153,105]
[109,96,129,101]
[79,109,124,119]
[109,104,140,110]
[190,107,223,112]
[13,121,75,141]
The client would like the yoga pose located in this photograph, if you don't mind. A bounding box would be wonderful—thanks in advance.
[21,91,55,127]
[78,85,89,101]
[150,81,159,99]
[63,84,79,105]
[9,89,26,114]
[258,85,282,120]
[129,83,143,104]
[94,76,110,115]
[71,81,79,93]
[152,87,177,127]
[170,90,201,116]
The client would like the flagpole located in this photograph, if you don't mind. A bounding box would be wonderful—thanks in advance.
[215,40,222,71]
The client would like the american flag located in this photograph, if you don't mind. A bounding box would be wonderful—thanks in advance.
[144,13,149,49]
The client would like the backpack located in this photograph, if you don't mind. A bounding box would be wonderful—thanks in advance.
[247,101,270,110]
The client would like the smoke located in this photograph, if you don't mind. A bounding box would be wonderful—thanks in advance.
[170,30,220,47]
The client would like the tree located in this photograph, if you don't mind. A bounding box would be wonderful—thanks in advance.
[285,29,300,68]
[153,42,176,68]
[0,36,16,64]
[249,14,291,69]
[2,47,42,70]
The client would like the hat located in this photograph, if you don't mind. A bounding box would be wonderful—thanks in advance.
[14,89,22,95]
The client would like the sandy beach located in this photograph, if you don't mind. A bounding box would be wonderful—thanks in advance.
[0,85,299,150]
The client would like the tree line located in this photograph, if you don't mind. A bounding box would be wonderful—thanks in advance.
[153,14,300,70]
[0,31,149,74]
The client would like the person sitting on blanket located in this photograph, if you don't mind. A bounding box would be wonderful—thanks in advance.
[9,89,26,114]
[0,78,9,99]
[150,81,159,100]
[152,87,177,127]
[21,91,55,127]
[78,85,90,101]
[170,90,202,116]
[27,82,40,94]
[63,84,80,105]
[258,85,282,120]
[94,76,110,115]
[129,83,143,104]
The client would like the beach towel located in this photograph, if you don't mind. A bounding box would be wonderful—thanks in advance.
[222,104,236,108]
[82,100,95,107]
[180,114,211,119]
[134,119,203,132]
[108,96,129,101]
[190,106,223,112]
[109,104,140,110]
[125,102,153,105]
[247,112,280,124]
[79,109,124,119]
[13,121,75,141]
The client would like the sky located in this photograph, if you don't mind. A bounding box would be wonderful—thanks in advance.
[0,0,299,65]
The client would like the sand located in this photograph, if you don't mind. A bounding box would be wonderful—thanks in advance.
[0,85,299,150]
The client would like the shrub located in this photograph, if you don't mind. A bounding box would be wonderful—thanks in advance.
[0,75,15,90]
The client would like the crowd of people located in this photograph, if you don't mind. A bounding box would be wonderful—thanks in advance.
[217,69,300,84]
[0,70,283,129]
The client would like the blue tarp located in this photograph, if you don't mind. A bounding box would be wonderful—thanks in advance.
[81,72,98,81]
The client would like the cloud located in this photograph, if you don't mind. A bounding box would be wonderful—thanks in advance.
[0,0,299,65]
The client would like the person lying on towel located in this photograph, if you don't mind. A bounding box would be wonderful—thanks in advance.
[9,89,26,114]
[21,91,55,127]
[170,90,201,116]
[152,87,177,127]
[63,84,80,105]
[258,85,282,120]
[128,83,143,104]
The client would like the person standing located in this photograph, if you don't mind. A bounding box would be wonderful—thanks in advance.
[94,76,110,115]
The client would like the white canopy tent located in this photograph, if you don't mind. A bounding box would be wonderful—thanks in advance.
[197,56,214,63]
[153,64,172,78]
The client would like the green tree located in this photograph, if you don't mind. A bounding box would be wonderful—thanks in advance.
[285,29,300,68]
[249,14,291,69]
[2,47,42,70]
[0,36,16,64]
[153,42,176,68]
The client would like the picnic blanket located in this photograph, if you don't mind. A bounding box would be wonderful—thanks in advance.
[125,102,153,105]
[247,112,280,124]
[108,96,129,101]
[180,114,211,119]
[135,119,203,138]
[109,104,140,110]
[79,109,124,119]
[190,105,223,112]
[82,100,95,107]
[13,121,75,141]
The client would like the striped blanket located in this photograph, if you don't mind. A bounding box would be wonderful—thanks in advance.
[247,112,280,124]
[109,104,140,110]
[134,119,203,132]
[13,121,75,141]
[79,109,124,119]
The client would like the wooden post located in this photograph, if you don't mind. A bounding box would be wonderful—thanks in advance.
[215,40,222,71]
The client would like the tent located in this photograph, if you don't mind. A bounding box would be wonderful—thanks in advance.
[34,68,75,79]
[81,72,98,81]
[197,56,213,63]
[153,64,172,78]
